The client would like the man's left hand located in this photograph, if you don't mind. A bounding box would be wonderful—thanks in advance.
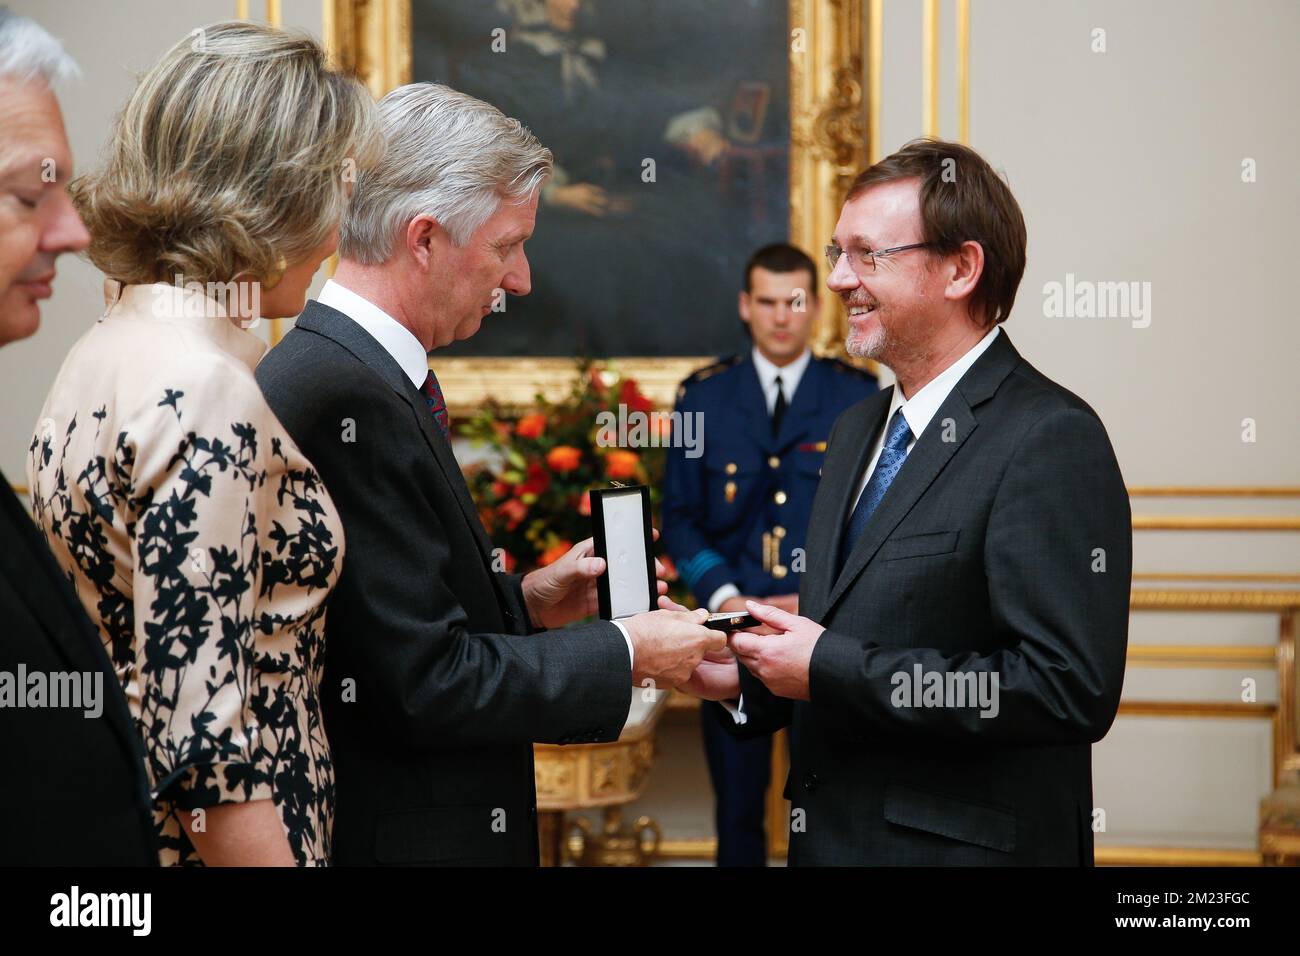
[728,600,826,701]
[521,531,670,629]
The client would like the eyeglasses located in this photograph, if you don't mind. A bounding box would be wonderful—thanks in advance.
[825,241,932,274]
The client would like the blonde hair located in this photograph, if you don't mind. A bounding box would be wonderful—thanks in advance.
[73,21,382,286]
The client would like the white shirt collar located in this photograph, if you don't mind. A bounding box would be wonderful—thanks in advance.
[888,326,1001,442]
[317,279,429,388]
[751,346,812,413]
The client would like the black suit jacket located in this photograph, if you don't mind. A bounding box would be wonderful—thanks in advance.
[727,331,1131,865]
[0,473,156,865]
[255,301,633,865]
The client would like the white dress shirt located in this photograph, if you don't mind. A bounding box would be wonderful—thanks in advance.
[726,325,1001,724]
[317,280,429,388]
[705,346,814,613]
[852,325,1001,503]
[314,280,635,666]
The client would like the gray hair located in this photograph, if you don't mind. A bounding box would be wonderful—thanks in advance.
[340,82,552,262]
[0,7,78,84]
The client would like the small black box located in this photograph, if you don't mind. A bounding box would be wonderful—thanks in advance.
[589,485,656,620]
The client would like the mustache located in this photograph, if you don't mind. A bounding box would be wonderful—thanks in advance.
[841,291,877,309]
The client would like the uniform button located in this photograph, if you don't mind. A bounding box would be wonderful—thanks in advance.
[772,525,786,538]
[725,462,738,475]
[768,455,780,469]
[774,490,787,505]
[803,771,820,792]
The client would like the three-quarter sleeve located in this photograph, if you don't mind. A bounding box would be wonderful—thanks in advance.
[119,354,279,812]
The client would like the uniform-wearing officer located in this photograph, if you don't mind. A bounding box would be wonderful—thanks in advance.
[662,244,877,865]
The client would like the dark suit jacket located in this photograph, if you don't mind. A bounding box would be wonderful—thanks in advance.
[726,331,1131,865]
[0,473,156,865]
[255,301,633,865]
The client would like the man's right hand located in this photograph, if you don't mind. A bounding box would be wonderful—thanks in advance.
[625,606,726,689]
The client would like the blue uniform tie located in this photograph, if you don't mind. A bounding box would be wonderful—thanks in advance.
[839,408,912,570]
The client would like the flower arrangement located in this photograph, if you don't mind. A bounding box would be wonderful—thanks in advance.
[459,357,680,592]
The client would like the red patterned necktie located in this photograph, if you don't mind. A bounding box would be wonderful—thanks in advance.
[421,369,450,440]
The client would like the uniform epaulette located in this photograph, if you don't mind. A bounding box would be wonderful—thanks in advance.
[677,354,743,400]
[820,355,877,380]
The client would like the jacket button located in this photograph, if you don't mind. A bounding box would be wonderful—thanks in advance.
[803,772,820,792]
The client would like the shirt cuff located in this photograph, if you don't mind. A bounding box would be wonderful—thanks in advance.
[719,694,747,725]
[706,583,741,613]
[612,620,634,669]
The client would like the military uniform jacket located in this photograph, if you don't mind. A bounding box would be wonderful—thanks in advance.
[663,352,877,606]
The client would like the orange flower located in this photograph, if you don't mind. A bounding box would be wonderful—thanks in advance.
[516,413,547,440]
[538,540,572,567]
[605,449,640,480]
[577,489,591,516]
[546,445,582,473]
[496,549,517,574]
[496,498,528,531]
[658,553,679,581]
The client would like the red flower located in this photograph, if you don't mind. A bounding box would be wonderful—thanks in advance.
[538,540,572,567]
[606,449,640,480]
[658,553,679,582]
[546,445,582,473]
[496,498,528,531]
[491,480,511,499]
[620,378,655,415]
[577,489,591,516]
[517,461,551,497]
[516,413,547,440]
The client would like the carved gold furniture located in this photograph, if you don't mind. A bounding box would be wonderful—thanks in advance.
[533,688,668,866]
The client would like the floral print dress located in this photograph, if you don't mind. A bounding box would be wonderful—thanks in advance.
[26,281,343,865]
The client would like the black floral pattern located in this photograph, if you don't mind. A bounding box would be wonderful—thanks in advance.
[28,302,343,866]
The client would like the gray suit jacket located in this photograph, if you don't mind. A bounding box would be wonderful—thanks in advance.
[256,300,633,865]
[728,330,1131,865]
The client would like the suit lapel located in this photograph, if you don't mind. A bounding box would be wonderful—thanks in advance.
[294,302,498,571]
[820,330,1023,616]
[801,392,890,621]
[824,394,977,613]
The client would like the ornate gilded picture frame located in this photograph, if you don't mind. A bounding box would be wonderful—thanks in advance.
[323,0,872,416]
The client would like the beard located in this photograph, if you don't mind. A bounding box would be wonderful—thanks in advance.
[843,291,889,359]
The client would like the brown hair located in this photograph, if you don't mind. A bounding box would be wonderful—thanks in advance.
[847,138,1026,326]
[744,242,818,297]
[71,21,381,287]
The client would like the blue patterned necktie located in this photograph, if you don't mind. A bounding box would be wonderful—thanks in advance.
[839,407,912,570]
[421,369,450,440]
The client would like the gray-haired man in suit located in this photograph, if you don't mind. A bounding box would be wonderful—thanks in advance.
[680,139,1131,865]
[256,83,723,865]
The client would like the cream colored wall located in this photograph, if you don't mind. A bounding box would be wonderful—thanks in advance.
[0,0,324,482]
